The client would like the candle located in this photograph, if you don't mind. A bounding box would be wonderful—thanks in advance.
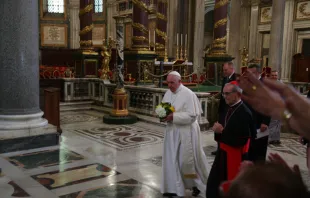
[185,34,187,48]
[149,30,151,45]
[177,33,179,46]
[181,34,183,47]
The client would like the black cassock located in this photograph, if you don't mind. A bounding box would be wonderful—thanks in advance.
[206,102,255,198]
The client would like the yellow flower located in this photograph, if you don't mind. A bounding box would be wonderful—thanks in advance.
[170,106,175,112]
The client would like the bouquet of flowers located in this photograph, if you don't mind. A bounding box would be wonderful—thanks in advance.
[155,102,175,122]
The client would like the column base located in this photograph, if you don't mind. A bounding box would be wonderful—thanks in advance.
[0,112,47,130]
[0,112,59,153]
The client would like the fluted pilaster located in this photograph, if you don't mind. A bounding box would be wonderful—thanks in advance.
[69,0,80,49]
[268,0,286,76]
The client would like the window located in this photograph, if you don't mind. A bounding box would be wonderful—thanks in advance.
[118,2,127,12]
[95,0,104,13]
[128,0,133,9]
[46,0,64,13]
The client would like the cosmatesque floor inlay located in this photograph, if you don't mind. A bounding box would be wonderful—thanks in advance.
[69,125,164,151]
[32,163,120,190]
[6,148,84,170]
[60,113,101,124]
[0,176,30,197]
[59,179,163,198]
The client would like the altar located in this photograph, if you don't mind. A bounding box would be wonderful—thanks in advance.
[154,60,193,81]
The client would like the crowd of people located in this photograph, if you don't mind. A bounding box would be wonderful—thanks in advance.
[159,64,310,198]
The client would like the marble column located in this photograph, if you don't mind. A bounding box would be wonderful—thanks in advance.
[208,0,230,56]
[248,1,259,60]
[268,0,286,74]
[187,0,194,62]
[228,0,241,70]
[193,0,205,72]
[131,0,149,50]
[281,0,295,82]
[107,0,116,39]
[0,0,47,130]
[79,0,94,49]
[167,0,178,57]
[69,0,80,49]
[156,0,168,60]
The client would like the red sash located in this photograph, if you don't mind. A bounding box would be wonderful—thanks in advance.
[219,138,250,180]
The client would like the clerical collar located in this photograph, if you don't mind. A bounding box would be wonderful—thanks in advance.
[230,99,241,107]
[228,72,235,80]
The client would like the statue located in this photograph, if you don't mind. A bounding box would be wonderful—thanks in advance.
[241,47,249,67]
[100,45,111,80]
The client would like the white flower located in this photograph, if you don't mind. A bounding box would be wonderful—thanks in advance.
[155,105,167,118]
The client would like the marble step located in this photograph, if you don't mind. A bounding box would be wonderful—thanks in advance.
[60,101,93,112]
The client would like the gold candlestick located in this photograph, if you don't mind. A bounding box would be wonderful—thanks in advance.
[164,36,168,62]
[184,47,188,61]
[176,45,180,60]
[180,46,183,60]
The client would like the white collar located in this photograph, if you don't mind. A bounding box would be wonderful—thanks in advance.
[172,84,183,94]
[230,99,241,107]
[228,72,235,79]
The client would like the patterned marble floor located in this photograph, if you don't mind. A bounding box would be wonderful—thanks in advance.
[0,110,309,198]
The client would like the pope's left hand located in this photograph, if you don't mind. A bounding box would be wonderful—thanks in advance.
[164,113,173,122]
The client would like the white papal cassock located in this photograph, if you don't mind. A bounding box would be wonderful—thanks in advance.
[160,84,209,197]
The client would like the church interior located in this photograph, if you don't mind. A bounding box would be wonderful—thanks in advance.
[0,0,310,197]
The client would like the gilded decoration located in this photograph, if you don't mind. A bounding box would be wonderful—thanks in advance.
[157,13,167,21]
[155,43,165,50]
[80,40,93,46]
[213,36,227,44]
[259,6,272,24]
[210,49,227,55]
[100,43,112,80]
[132,0,149,12]
[155,29,167,40]
[296,1,310,20]
[212,43,226,49]
[132,36,148,42]
[214,18,228,28]
[80,24,94,35]
[214,0,229,9]
[79,4,93,16]
[132,23,148,34]
[241,47,249,67]
[40,24,68,47]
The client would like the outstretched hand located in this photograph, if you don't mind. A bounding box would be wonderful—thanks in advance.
[268,153,301,175]
[239,72,310,140]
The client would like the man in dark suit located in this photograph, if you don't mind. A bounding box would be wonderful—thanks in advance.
[246,64,271,162]
[212,62,236,155]
[207,82,255,198]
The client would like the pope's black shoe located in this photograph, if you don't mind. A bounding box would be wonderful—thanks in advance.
[192,187,200,197]
[162,193,177,197]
